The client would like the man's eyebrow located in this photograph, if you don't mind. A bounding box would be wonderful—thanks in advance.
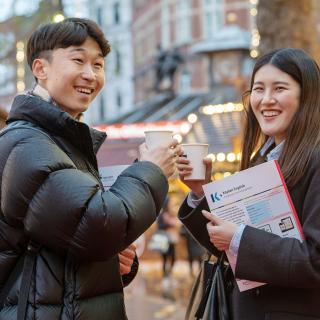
[69,48,104,58]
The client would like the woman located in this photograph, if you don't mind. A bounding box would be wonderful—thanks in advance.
[177,48,320,319]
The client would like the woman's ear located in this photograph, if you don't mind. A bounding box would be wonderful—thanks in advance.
[32,58,49,81]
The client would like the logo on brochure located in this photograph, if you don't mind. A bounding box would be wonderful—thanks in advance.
[210,192,222,203]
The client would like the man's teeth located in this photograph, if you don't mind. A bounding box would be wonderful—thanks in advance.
[262,110,280,117]
[76,88,92,94]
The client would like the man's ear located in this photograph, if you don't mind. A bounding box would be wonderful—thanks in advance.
[32,58,49,80]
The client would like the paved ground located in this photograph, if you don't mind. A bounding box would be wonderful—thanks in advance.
[125,260,199,320]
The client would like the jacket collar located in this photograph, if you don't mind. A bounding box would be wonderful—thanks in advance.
[7,92,106,155]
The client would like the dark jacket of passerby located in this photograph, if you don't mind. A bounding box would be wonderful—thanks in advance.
[180,225,205,262]
[179,152,320,320]
[0,94,168,319]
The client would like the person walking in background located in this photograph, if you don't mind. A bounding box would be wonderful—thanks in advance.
[180,225,205,277]
[157,197,179,278]
[177,48,320,319]
[0,18,181,320]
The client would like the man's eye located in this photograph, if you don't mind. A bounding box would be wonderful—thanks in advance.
[73,58,83,63]
[95,63,103,68]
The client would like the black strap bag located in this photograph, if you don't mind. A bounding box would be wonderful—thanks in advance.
[185,252,232,320]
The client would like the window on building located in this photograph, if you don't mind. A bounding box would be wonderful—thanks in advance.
[161,1,170,48]
[99,95,105,120]
[113,2,121,24]
[203,0,224,39]
[97,6,103,26]
[175,0,191,44]
[180,69,191,93]
[115,49,121,75]
[116,91,122,109]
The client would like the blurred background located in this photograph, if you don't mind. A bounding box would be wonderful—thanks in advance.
[1,1,320,318]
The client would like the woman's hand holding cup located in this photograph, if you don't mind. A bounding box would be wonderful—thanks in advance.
[177,153,212,197]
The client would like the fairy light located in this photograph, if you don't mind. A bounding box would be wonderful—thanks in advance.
[187,113,198,124]
[217,153,226,162]
[250,0,259,58]
[173,133,183,143]
[201,102,243,115]
[207,153,216,162]
[16,41,25,93]
[227,153,236,162]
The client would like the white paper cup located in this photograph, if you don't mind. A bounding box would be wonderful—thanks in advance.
[181,143,209,180]
[144,130,173,150]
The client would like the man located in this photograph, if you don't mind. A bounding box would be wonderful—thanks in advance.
[0,18,180,319]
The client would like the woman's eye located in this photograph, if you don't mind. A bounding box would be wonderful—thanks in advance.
[275,87,285,91]
[252,87,263,92]
[73,58,83,63]
[95,63,103,68]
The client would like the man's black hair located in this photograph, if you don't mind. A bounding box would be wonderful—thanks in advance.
[27,17,110,69]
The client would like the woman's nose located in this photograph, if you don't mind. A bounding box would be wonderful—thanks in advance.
[261,91,276,104]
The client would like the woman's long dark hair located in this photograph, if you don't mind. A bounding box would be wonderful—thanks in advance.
[241,48,320,188]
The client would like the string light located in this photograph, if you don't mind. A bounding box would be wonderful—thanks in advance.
[207,153,216,162]
[227,153,236,162]
[201,102,243,115]
[173,133,183,143]
[16,41,25,93]
[217,153,226,162]
[187,113,198,124]
[250,0,259,58]
[53,13,65,23]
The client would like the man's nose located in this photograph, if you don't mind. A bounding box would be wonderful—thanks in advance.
[81,64,95,80]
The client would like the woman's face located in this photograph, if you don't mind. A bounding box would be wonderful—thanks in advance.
[250,64,301,145]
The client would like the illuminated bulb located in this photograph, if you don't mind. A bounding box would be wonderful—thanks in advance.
[250,49,259,58]
[217,153,226,162]
[17,81,25,92]
[16,51,24,62]
[250,8,258,16]
[207,153,216,162]
[187,113,198,124]
[16,41,24,50]
[180,123,192,134]
[173,134,182,143]
[53,14,65,23]
[227,153,236,162]
[17,67,25,78]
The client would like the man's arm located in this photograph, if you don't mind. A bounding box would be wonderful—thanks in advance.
[2,131,169,261]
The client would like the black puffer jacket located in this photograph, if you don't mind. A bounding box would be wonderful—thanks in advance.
[0,94,168,319]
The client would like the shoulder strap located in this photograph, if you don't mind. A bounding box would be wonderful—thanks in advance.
[17,241,41,320]
[0,241,41,319]
[0,254,25,308]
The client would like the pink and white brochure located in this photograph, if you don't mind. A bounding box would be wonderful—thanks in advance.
[202,160,304,292]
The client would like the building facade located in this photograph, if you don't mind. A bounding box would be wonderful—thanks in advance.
[85,0,255,124]
[87,0,135,124]
[132,0,254,104]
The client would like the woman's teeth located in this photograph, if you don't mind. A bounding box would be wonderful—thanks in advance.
[262,110,280,117]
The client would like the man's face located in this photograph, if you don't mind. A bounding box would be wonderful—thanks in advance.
[39,37,105,117]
